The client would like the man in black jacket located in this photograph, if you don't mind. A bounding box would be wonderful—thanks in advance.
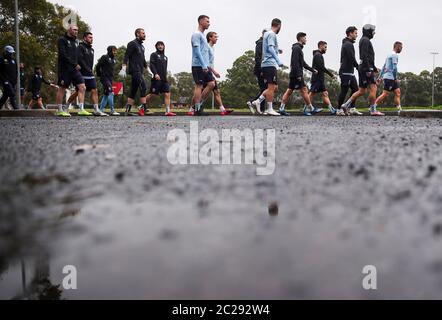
[28,67,58,109]
[279,32,318,116]
[55,25,90,117]
[119,28,149,116]
[144,41,175,116]
[309,41,337,115]
[342,24,381,116]
[337,26,360,116]
[96,46,119,115]
[247,29,267,114]
[0,46,18,110]
[68,32,106,116]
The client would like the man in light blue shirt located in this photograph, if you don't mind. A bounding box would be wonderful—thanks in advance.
[190,15,215,116]
[374,41,403,113]
[251,18,284,116]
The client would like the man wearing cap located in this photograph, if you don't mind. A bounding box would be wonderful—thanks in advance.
[0,46,18,110]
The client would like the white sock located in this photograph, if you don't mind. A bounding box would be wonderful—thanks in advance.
[280,103,286,111]
[58,104,64,112]
[256,95,265,103]
[266,102,273,112]
[79,103,84,111]
[94,104,99,112]
[166,105,171,113]
[220,105,226,112]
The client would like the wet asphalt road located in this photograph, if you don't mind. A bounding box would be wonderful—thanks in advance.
[0,116,442,300]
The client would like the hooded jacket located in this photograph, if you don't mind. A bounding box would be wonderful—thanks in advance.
[311,50,334,83]
[57,33,80,74]
[123,38,147,75]
[0,54,17,85]
[254,37,263,75]
[96,46,116,80]
[339,37,359,75]
[290,43,314,78]
[359,28,377,73]
[149,48,168,81]
[29,73,51,92]
[78,42,95,77]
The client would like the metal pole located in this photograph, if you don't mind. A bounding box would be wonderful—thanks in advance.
[430,52,439,108]
[15,0,21,109]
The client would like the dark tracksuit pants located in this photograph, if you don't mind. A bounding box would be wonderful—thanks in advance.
[0,82,17,109]
[338,74,358,108]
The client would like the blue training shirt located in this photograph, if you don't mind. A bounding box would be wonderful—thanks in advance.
[380,52,399,80]
[191,31,210,68]
[261,30,280,68]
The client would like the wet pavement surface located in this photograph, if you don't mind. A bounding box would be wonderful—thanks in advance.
[0,116,442,300]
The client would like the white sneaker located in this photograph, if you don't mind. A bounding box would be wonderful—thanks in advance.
[247,101,256,115]
[111,111,120,116]
[252,100,263,115]
[336,109,346,116]
[349,108,363,116]
[93,110,109,117]
[265,109,281,116]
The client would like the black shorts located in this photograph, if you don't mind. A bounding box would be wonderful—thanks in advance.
[383,79,400,92]
[31,91,41,100]
[58,69,85,88]
[288,77,306,90]
[262,67,278,85]
[129,72,147,99]
[192,67,215,86]
[310,81,327,93]
[340,74,358,90]
[150,80,170,94]
[83,77,97,91]
[358,69,376,88]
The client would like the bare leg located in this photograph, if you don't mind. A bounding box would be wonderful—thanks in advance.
[56,87,67,112]
[300,87,312,106]
[91,89,99,105]
[67,91,78,105]
[394,89,401,107]
[201,82,215,101]
[37,98,42,109]
[281,88,293,104]
[322,91,331,106]
[165,92,171,108]
[368,84,378,105]
[375,91,390,106]
[77,84,86,106]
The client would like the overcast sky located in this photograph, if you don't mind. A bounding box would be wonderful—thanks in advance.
[50,0,442,78]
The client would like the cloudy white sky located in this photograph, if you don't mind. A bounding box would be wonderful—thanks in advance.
[50,0,442,78]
